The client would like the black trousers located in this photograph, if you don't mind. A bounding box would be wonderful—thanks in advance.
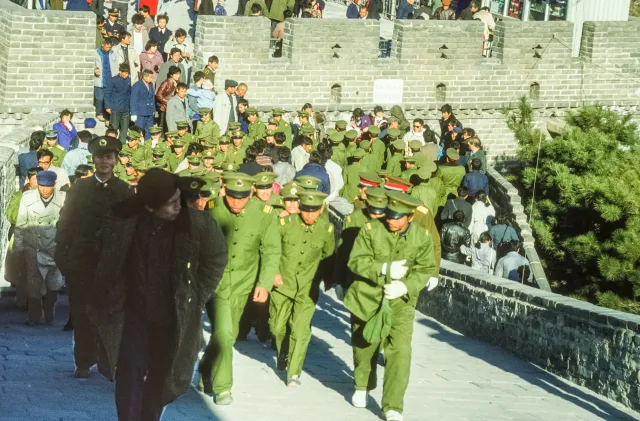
[67,272,98,371]
[115,310,174,421]
[237,295,271,342]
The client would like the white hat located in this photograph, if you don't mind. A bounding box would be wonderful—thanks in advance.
[202,79,214,90]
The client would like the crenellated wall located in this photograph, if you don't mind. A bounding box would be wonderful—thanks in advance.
[194,17,640,163]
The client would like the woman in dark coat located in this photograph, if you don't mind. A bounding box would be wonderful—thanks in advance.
[88,169,228,420]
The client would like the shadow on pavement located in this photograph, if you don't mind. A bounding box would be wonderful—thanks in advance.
[417,317,638,421]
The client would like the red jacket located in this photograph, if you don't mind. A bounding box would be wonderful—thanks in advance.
[155,78,176,112]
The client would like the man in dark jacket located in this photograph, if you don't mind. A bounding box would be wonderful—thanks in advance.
[18,132,43,188]
[148,14,173,60]
[89,168,227,420]
[130,70,156,139]
[440,185,472,228]
[54,136,132,379]
[105,63,132,144]
[460,0,479,20]
[295,151,331,194]
[440,210,471,264]
[463,158,488,196]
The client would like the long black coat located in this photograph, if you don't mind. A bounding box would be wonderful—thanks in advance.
[89,207,227,405]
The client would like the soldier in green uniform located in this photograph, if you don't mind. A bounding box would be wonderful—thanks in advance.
[214,136,231,165]
[385,139,405,177]
[272,108,292,149]
[246,107,266,146]
[178,155,202,177]
[410,162,439,214]
[344,130,358,160]
[359,140,377,173]
[43,130,67,168]
[165,131,178,149]
[114,150,130,179]
[335,120,348,133]
[195,108,221,146]
[119,162,137,183]
[331,186,387,298]
[400,157,418,182]
[270,190,335,387]
[344,191,438,421]
[352,172,383,211]
[253,172,282,212]
[151,158,168,170]
[122,130,152,165]
[438,148,467,202]
[151,147,166,161]
[147,126,164,150]
[408,140,426,169]
[201,149,216,173]
[368,126,385,172]
[167,139,187,173]
[199,172,281,405]
[342,149,367,203]
[329,132,347,169]
[264,129,276,145]
[385,128,403,164]
[177,121,196,146]
[278,181,301,218]
[228,130,247,165]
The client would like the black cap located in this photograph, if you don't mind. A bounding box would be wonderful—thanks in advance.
[88,136,122,156]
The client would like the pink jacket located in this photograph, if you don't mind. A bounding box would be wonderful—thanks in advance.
[139,51,164,89]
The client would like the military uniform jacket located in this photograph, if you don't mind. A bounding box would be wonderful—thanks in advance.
[386,153,403,177]
[332,208,371,289]
[411,184,438,215]
[210,197,281,299]
[247,120,266,145]
[276,214,334,300]
[344,220,436,322]
[122,144,152,166]
[167,152,185,173]
[411,205,442,277]
[341,161,366,203]
[179,132,196,146]
[370,138,386,171]
[228,145,246,165]
[278,119,292,149]
[332,143,347,170]
[54,175,132,276]
[438,164,466,198]
[195,119,220,144]
[44,144,67,168]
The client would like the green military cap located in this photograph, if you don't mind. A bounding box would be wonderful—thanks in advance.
[228,122,241,131]
[152,147,165,157]
[223,162,239,172]
[295,175,321,190]
[176,121,190,129]
[199,108,212,116]
[268,194,284,208]
[189,167,206,177]
[329,132,344,144]
[187,155,201,166]
[401,156,417,163]
[89,136,123,155]
[127,129,142,141]
[326,128,337,136]
[268,118,279,126]
[175,139,188,148]
[359,171,382,187]
[385,190,422,219]
[297,110,310,118]
[281,181,301,200]
[377,169,389,179]
[198,178,216,199]
[300,123,315,137]
[203,171,222,182]
[272,107,285,116]
[344,130,358,141]
[446,148,460,160]
[165,131,178,138]
[351,148,366,159]
[222,172,254,198]
[152,158,167,169]
[246,107,258,115]
[204,138,218,149]
[265,129,276,137]
[298,190,328,212]
[335,120,347,130]
[364,186,388,214]
[202,150,216,159]
[408,140,422,151]
[384,175,412,193]
[230,129,243,139]
[209,182,222,199]
[359,139,371,150]
[148,126,162,135]
[45,130,57,138]
[417,161,437,179]
[255,171,276,189]
[392,139,406,151]
[367,125,381,136]
[387,128,403,140]
[219,136,230,145]
[134,161,150,172]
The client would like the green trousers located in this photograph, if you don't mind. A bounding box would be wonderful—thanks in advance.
[269,289,317,378]
[351,299,415,414]
[200,292,250,395]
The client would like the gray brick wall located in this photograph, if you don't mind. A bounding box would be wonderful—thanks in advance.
[192,17,640,163]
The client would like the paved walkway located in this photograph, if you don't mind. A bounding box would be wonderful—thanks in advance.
[1,286,639,421]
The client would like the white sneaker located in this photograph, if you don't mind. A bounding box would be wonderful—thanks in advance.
[385,410,404,421]
[351,390,368,408]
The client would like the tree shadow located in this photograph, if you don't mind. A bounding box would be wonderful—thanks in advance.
[417,316,639,421]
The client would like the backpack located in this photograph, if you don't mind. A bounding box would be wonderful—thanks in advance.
[214,4,227,15]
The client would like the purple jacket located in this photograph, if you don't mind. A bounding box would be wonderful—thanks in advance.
[296,163,330,195]
[357,115,372,131]
[52,121,78,151]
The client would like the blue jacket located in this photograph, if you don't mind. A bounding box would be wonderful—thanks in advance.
[346,3,359,18]
[52,121,78,151]
[65,0,90,10]
[397,0,413,19]
[463,171,489,196]
[130,80,156,117]
[18,151,37,188]
[104,75,131,113]
[296,163,331,195]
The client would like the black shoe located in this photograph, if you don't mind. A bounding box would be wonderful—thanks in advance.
[276,355,288,372]
[63,319,73,331]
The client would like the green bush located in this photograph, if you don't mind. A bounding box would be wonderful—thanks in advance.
[505,98,640,313]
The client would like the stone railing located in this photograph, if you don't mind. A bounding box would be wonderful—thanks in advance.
[419,259,640,412]
[487,166,550,291]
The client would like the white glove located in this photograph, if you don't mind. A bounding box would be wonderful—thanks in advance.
[426,277,439,292]
[381,259,409,280]
[131,115,138,122]
[384,281,408,300]
[334,285,345,301]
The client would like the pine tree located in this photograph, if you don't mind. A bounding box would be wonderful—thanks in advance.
[505,98,640,313]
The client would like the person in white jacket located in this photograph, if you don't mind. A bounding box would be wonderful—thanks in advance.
[469,191,495,244]
[460,231,496,274]
[212,79,238,135]
[112,32,141,85]
[403,118,426,155]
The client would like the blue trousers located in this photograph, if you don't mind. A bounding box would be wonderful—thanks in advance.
[137,115,154,139]
[94,87,105,117]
